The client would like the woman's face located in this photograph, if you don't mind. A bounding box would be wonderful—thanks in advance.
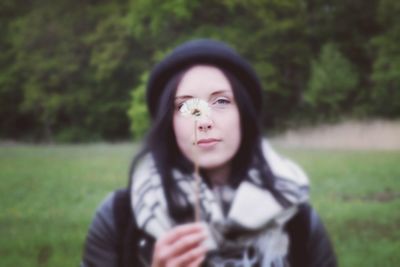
[173,65,241,175]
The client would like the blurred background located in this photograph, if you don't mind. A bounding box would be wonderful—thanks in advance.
[0,0,399,266]
[1,0,399,142]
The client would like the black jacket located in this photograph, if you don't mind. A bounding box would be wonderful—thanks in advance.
[82,188,337,267]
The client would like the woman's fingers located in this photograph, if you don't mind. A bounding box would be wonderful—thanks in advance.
[165,231,206,257]
[152,223,208,267]
[187,254,206,267]
[161,223,205,245]
[166,245,206,267]
[156,229,206,263]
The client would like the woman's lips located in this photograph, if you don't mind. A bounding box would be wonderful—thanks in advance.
[197,138,221,148]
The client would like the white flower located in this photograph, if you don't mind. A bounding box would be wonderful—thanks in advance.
[179,98,211,120]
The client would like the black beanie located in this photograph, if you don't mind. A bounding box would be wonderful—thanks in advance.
[146,39,263,118]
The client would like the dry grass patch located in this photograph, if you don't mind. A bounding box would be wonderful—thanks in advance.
[271,119,400,150]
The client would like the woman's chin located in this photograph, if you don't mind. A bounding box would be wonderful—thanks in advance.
[198,159,231,173]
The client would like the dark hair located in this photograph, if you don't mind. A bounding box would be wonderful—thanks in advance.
[129,65,288,223]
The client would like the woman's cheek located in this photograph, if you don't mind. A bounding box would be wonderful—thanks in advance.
[173,117,194,158]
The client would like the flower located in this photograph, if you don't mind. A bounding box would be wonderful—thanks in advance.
[179,98,211,120]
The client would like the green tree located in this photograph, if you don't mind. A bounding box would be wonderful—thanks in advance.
[0,0,34,139]
[5,1,91,141]
[370,0,400,117]
[303,0,381,118]
[304,43,359,118]
[127,73,150,140]
[2,0,143,141]
[82,5,148,141]
[2,0,396,142]
[127,0,312,131]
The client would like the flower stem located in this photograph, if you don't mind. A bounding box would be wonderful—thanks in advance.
[193,120,200,222]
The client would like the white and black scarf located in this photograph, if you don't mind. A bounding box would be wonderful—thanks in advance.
[130,141,309,267]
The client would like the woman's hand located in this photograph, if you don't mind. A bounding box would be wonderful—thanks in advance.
[151,223,207,267]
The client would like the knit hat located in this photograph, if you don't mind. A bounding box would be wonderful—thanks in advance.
[146,39,263,118]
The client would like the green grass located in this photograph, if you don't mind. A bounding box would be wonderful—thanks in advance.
[279,148,400,266]
[0,144,399,266]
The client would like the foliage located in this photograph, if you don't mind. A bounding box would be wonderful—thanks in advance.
[304,43,359,118]
[127,0,313,129]
[0,0,142,142]
[0,0,399,142]
[127,73,150,140]
[370,0,400,117]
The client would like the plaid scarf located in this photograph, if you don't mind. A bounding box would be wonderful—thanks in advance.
[130,141,309,267]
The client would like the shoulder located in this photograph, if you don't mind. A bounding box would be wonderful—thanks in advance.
[81,192,120,267]
[90,189,133,241]
[91,192,119,241]
[262,139,309,187]
[286,204,337,267]
[82,189,154,267]
[261,139,310,206]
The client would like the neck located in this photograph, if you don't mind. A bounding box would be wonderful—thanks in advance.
[205,164,231,187]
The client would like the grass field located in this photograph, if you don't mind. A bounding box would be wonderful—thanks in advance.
[0,143,399,266]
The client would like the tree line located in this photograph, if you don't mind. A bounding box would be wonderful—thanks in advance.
[0,0,399,142]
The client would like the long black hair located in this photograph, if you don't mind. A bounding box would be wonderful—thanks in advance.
[129,64,289,223]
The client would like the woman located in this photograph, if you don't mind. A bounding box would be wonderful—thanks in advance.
[82,39,337,267]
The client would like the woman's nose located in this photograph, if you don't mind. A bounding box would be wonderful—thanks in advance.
[197,118,213,132]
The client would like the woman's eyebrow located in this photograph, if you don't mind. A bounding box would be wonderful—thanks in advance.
[175,95,192,100]
[211,90,232,96]
[175,90,232,100]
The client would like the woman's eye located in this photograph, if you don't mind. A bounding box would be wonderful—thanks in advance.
[213,98,230,106]
[175,102,184,111]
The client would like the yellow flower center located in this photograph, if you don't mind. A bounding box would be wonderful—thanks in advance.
[192,108,201,117]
